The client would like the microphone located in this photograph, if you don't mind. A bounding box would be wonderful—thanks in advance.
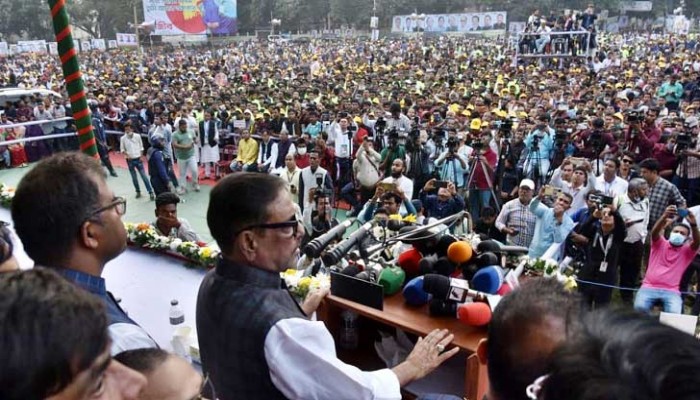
[303,219,353,259]
[402,276,432,306]
[457,302,492,326]
[339,264,363,277]
[422,274,471,302]
[429,299,459,317]
[321,222,374,266]
[378,266,406,295]
[471,265,506,295]
[446,241,474,264]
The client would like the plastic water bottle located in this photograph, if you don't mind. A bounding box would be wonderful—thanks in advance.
[339,310,359,349]
[169,299,191,362]
[169,299,185,325]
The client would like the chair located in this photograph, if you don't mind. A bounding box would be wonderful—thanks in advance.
[215,144,237,178]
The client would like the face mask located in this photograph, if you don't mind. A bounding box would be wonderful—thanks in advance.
[297,148,307,156]
[669,232,687,247]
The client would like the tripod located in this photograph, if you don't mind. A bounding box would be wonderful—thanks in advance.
[524,139,548,189]
[495,137,514,207]
[465,149,501,217]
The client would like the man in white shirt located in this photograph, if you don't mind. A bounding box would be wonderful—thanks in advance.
[197,173,459,399]
[550,162,596,216]
[381,158,414,213]
[616,178,650,305]
[148,115,174,161]
[329,117,354,188]
[120,123,155,200]
[595,158,629,198]
[256,129,278,173]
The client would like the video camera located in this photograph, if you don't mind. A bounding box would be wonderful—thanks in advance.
[493,117,514,138]
[675,132,697,152]
[625,109,644,124]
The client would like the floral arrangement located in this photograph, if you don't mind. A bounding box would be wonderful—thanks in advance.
[0,182,219,269]
[124,222,219,269]
[0,183,15,208]
[523,257,578,291]
[281,268,331,299]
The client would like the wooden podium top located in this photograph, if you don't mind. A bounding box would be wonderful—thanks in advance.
[326,294,487,353]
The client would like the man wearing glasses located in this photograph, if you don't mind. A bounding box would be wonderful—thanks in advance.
[12,153,158,354]
[198,173,457,399]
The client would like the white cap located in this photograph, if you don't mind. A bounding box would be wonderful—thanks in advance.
[519,179,535,190]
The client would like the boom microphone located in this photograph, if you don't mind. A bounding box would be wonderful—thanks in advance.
[322,222,374,266]
[303,219,354,259]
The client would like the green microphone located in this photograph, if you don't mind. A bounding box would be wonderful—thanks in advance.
[378,266,406,296]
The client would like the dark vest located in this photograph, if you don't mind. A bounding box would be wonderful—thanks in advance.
[276,139,292,168]
[260,140,274,163]
[199,120,216,147]
[196,258,306,399]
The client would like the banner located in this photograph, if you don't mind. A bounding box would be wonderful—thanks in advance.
[48,42,58,55]
[392,12,507,33]
[116,33,138,47]
[17,40,47,53]
[0,42,8,56]
[619,1,652,12]
[144,0,238,36]
[108,40,118,49]
[80,40,92,52]
[91,38,106,50]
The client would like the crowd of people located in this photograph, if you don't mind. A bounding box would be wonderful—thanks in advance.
[2,9,700,397]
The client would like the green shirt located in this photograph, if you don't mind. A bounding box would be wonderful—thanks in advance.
[173,129,196,160]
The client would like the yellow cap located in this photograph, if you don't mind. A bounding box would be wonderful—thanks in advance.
[470,119,482,130]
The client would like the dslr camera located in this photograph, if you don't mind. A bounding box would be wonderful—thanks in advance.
[589,194,614,210]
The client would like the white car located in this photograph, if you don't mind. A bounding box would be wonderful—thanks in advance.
[0,88,62,105]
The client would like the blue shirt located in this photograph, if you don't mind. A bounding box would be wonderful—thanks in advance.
[523,129,554,164]
[528,199,574,259]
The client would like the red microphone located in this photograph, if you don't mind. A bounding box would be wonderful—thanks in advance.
[456,302,492,326]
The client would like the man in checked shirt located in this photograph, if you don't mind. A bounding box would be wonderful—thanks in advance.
[639,158,686,230]
[495,178,537,247]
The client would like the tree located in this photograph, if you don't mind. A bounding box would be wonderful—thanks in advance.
[0,0,54,40]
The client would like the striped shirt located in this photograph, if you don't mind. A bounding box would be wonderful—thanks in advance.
[495,198,537,247]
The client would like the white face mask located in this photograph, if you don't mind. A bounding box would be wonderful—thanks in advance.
[297,148,307,156]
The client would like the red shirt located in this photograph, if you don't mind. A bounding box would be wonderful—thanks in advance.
[295,154,310,169]
[473,149,498,190]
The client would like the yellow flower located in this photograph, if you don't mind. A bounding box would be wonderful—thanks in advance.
[283,269,299,276]
[200,247,213,259]
[563,276,578,291]
[298,276,312,291]
[402,214,417,223]
[388,214,402,221]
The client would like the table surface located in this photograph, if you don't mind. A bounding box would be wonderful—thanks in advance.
[326,294,487,353]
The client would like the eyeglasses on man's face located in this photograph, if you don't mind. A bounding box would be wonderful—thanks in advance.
[85,197,127,222]
[236,215,302,238]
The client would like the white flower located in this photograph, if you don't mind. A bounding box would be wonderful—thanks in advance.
[169,238,183,251]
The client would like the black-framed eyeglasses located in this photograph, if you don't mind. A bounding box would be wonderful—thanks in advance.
[85,197,127,222]
[191,374,216,400]
[236,215,301,238]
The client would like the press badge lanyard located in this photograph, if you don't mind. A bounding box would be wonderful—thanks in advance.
[596,233,613,273]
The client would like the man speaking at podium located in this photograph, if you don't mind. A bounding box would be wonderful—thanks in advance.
[197,172,459,399]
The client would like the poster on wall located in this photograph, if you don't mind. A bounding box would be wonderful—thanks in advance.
[0,42,7,56]
[48,42,58,55]
[392,12,507,33]
[116,33,138,47]
[108,40,118,49]
[91,39,107,50]
[143,0,238,35]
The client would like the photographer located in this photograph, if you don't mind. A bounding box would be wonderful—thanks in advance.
[523,115,554,186]
[302,188,338,242]
[420,178,466,220]
[626,109,661,162]
[576,205,626,310]
[467,133,498,220]
[346,138,382,216]
[357,184,417,223]
[405,129,431,197]
[673,116,700,206]
[379,129,407,177]
[435,135,468,192]
[573,117,618,161]
[328,117,354,188]
[385,102,412,133]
